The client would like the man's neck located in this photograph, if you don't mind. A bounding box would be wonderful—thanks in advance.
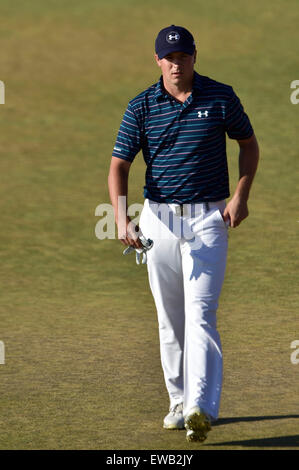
[162,74,194,104]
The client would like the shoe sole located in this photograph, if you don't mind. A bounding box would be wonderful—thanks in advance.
[163,423,185,430]
[185,410,211,442]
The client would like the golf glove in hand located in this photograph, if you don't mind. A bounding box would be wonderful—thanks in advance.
[123,235,154,265]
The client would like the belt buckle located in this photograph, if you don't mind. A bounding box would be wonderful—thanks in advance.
[175,205,188,217]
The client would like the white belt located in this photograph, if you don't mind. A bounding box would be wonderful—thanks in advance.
[147,199,225,217]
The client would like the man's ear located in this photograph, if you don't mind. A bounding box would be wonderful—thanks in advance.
[193,50,197,65]
[155,53,161,67]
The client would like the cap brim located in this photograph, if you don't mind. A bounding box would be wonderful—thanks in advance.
[157,46,195,59]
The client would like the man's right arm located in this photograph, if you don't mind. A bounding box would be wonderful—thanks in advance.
[108,157,142,248]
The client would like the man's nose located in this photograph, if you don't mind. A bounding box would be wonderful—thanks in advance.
[172,59,182,66]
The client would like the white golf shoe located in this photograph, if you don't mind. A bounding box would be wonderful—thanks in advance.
[163,403,185,430]
[185,406,211,442]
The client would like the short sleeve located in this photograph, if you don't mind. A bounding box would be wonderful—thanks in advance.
[112,103,142,162]
[225,89,254,140]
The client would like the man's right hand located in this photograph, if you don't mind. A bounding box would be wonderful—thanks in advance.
[118,216,143,249]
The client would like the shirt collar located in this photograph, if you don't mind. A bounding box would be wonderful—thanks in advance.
[154,76,167,101]
[154,71,204,102]
[192,71,204,95]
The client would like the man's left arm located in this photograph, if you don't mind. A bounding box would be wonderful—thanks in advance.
[223,133,259,227]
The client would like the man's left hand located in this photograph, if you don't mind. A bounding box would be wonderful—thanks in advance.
[222,196,249,228]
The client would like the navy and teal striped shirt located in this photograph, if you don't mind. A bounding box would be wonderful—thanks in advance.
[112,71,253,204]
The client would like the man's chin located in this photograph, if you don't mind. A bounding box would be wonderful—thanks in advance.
[171,76,184,85]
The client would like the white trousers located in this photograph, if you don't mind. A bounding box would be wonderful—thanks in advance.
[139,198,228,420]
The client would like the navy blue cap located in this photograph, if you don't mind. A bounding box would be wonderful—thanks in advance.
[155,25,196,59]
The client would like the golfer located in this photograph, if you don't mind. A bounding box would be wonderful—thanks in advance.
[108,25,259,442]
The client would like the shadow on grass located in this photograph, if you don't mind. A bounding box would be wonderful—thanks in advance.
[210,415,299,447]
[208,435,299,448]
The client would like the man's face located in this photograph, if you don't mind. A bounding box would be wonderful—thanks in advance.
[155,51,197,87]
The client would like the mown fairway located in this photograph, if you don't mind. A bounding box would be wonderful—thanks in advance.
[0,0,298,450]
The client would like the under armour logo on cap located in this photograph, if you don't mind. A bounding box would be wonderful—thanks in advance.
[155,25,196,59]
[166,31,180,43]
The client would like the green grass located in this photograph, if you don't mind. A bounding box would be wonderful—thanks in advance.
[0,0,298,450]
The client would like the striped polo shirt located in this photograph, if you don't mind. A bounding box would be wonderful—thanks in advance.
[112,71,253,204]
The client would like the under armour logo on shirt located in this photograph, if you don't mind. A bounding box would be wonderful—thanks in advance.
[198,111,209,118]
